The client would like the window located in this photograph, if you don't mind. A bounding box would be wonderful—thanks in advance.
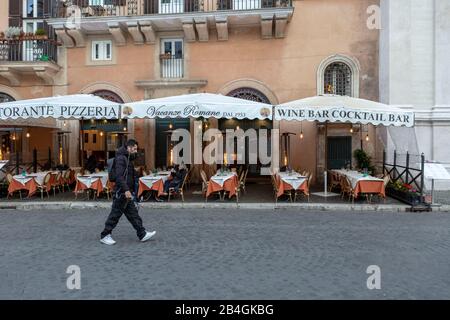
[161,39,183,78]
[84,133,89,143]
[24,0,43,18]
[0,93,15,103]
[89,0,115,5]
[323,62,352,96]
[92,40,112,61]
[317,55,360,97]
[159,0,184,14]
[93,134,97,144]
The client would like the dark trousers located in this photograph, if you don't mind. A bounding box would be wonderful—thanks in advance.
[163,180,181,193]
[101,194,146,240]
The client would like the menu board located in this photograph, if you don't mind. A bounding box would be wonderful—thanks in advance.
[424,163,450,180]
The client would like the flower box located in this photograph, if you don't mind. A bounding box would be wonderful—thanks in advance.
[159,53,172,60]
[386,185,423,206]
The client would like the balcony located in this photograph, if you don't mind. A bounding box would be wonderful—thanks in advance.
[51,0,292,17]
[160,53,184,78]
[48,0,294,46]
[0,39,61,85]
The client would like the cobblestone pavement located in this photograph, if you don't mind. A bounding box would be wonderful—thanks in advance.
[0,208,449,299]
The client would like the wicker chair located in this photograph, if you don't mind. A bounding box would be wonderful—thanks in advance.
[168,171,189,202]
[272,174,292,204]
[340,176,355,203]
[328,170,341,192]
[37,172,52,199]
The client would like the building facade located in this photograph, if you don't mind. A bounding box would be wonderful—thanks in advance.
[380,0,450,189]
[1,0,382,182]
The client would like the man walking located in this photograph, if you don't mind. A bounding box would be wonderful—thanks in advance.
[100,139,156,245]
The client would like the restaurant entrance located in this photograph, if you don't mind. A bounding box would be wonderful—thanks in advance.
[218,118,272,176]
[327,136,352,169]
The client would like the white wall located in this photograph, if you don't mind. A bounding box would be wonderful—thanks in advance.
[380,0,450,190]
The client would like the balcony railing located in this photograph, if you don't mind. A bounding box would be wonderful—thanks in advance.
[51,0,292,18]
[0,39,58,63]
[160,54,184,78]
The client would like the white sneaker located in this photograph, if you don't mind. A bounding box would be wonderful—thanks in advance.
[140,230,156,242]
[100,234,116,245]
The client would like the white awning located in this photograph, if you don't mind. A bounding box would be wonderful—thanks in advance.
[0,94,120,120]
[122,93,273,120]
[275,95,414,127]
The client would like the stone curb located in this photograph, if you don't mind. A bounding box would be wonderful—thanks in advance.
[1,201,449,212]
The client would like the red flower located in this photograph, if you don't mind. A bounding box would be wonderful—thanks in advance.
[403,183,413,190]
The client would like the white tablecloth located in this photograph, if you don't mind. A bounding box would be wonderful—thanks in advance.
[210,172,237,187]
[278,172,307,190]
[12,175,33,186]
[139,172,171,189]
[27,172,53,186]
[13,171,55,186]
[333,170,383,189]
[77,172,109,188]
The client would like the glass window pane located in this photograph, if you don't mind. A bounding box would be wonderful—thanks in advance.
[27,0,34,17]
[95,43,100,59]
[164,41,172,54]
[175,41,183,58]
[105,42,111,59]
[37,0,43,17]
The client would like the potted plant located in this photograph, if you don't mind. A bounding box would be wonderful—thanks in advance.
[353,149,376,174]
[34,28,48,40]
[159,52,171,60]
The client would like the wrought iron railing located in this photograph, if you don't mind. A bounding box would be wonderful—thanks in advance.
[160,54,184,78]
[50,0,292,18]
[0,39,58,63]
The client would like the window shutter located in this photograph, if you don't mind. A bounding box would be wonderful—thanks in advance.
[144,0,158,14]
[9,0,23,27]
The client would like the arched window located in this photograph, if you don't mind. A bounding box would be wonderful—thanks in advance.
[323,62,352,96]
[317,54,360,97]
[227,87,270,104]
[92,90,124,103]
[0,93,15,103]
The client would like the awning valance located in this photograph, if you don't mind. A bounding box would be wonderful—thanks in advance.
[0,94,120,120]
[122,93,273,120]
[275,95,414,127]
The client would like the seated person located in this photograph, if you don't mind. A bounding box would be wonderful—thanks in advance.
[158,164,187,198]
[84,150,97,174]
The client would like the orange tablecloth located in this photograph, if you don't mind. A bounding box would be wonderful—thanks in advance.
[138,179,165,197]
[75,177,112,196]
[8,178,38,197]
[353,180,385,198]
[276,175,309,198]
[206,175,239,199]
[8,173,56,197]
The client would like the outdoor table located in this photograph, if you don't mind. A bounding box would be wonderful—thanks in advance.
[75,172,110,196]
[332,169,385,198]
[8,171,57,197]
[276,171,309,198]
[206,171,238,199]
[138,171,171,197]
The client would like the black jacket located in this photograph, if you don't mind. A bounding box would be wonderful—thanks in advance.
[114,146,137,194]
[85,155,97,173]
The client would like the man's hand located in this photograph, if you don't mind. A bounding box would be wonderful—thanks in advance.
[125,191,132,199]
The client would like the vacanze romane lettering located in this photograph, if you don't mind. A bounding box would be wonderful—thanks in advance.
[0,105,118,118]
[146,105,222,118]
